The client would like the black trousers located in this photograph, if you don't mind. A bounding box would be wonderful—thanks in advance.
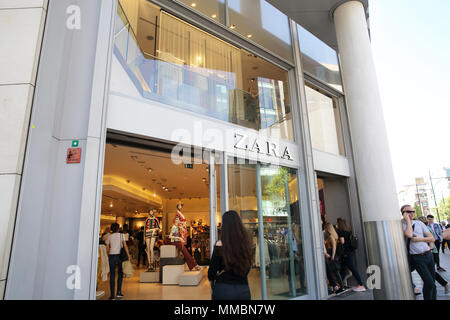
[411,252,436,300]
[212,283,251,300]
[137,245,147,266]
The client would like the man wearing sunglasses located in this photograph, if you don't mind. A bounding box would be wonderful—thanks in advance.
[401,204,437,300]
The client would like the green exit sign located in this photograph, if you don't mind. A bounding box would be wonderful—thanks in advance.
[72,140,79,147]
[184,164,194,169]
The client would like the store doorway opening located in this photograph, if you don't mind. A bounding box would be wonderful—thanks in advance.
[96,140,218,300]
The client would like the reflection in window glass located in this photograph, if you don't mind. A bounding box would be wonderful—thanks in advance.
[178,0,226,24]
[260,164,306,299]
[228,0,293,62]
[305,84,345,156]
[297,25,342,92]
[227,158,307,299]
[114,1,294,141]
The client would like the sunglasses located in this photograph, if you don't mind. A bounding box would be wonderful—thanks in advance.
[404,210,415,214]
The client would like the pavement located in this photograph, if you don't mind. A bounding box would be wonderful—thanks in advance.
[330,250,450,300]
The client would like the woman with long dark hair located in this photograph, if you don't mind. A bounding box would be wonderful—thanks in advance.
[208,210,253,300]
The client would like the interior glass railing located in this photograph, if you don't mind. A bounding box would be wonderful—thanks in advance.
[114,3,291,133]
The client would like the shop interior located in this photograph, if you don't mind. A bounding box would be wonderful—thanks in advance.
[97,141,218,300]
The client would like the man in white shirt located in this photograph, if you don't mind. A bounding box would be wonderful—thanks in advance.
[401,204,437,300]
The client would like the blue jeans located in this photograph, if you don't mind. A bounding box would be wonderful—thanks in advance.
[339,250,363,286]
[212,283,251,300]
[108,254,123,297]
[411,252,436,300]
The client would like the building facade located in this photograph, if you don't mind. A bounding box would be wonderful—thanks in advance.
[1,0,413,300]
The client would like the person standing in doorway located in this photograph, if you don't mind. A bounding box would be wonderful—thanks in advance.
[427,215,445,271]
[105,223,131,300]
[336,218,366,292]
[136,226,147,268]
[401,205,437,300]
[208,210,253,300]
[323,223,345,294]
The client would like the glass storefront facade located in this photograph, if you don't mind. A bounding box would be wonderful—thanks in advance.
[104,0,349,300]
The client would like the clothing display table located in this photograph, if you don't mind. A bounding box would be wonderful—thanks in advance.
[139,271,160,283]
[179,269,203,286]
[162,265,185,285]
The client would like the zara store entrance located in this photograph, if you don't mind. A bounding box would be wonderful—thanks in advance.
[94,132,308,300]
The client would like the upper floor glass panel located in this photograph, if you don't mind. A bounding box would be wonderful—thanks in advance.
[227,0,293,62]
[178,0,226,24]
[297,24,342,92]
[174,0,293,62]
[116,0,294,141]
[305,84,345,156]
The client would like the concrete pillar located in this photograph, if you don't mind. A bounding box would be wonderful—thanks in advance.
[0,0,48,299]
[5,0,116,299]
[333,1,413,299]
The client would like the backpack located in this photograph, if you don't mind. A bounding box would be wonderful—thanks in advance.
[349,233,358,250]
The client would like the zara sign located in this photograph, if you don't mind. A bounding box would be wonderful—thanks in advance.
[234,133,294,161]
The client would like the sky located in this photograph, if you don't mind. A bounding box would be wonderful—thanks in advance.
[369,0,450,192]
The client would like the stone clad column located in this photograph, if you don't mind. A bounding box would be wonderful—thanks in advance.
[334,1,414,300]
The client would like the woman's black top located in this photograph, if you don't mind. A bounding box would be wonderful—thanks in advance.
[337,229,353,253]
[207,245,249,285]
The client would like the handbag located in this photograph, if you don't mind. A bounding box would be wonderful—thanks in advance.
[119,233,128,262]
[122,260,135,278]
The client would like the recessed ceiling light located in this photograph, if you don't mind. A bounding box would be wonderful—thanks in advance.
[191,2,196,7]
[230,24,236,29]
[202,178,206,182]
[153,193,156,197]
[211,14,217,18]
[247,34,252,38]
[110,203,113,208]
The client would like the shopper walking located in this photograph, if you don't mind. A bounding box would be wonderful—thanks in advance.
[323,223,344,294]
[401,205,437,300]
[105,223,131,300]
[427,215,445,271]
[208,210,253,300]
[417,216,449,294]
[440,221,449,254]
[336,218,366,292]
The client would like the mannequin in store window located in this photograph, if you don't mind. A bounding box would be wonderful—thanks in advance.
[166,203,201,271]
[144,209,160,271]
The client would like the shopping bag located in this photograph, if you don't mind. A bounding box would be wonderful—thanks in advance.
[122,260,135,278]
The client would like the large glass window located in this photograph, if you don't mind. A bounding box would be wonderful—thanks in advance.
[305,84,345,156]
[297,24,342,92]
[114,0,294,141]
[227,158,307,299]
[227,0,293,62]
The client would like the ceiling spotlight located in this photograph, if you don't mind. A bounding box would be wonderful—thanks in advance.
[148,168,152,172]
[109,203,113,208]
[230,24,236,29]
[191,2,196,7]
[247,34,252,38]
[211,14,217,18]
[202,178,206,182]
[153,193,156,197]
